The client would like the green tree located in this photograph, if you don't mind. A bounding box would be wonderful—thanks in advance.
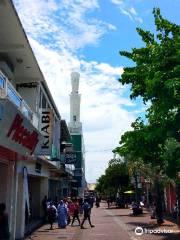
[96,160,129,197]
[116,8,180,223]
[120,9,180,138]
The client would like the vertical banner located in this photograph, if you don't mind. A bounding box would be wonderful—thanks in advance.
[23,167,30,217]
[38,109,53,155]
[51,119,60,160]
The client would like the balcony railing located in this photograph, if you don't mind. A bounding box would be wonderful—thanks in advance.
[0,70,38,128]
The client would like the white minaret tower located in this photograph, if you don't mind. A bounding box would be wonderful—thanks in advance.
[69,72,82,134]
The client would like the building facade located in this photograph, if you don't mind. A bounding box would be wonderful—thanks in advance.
[0,1,75,239]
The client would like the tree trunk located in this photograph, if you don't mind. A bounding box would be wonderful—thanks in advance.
[176,183,180,225]
[134,173,140,203]
[156,178,164,224]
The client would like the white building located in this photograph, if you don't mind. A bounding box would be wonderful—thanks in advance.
[68,72,86,197]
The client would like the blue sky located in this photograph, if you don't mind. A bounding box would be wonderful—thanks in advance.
[13,0,180,183]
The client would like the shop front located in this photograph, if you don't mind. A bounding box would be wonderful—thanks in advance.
[0,99,42,239]
[15,158,50,239]
[0,160,10,204]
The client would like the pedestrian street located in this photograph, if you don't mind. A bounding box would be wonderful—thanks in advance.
[26,202,180,240]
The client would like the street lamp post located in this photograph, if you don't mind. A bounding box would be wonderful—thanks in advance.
[134,171,141,203]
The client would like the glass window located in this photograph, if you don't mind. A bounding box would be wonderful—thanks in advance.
[22,102,33,120]
[7,84,21,108]
[73,115,76,122]
[0,74,5,88]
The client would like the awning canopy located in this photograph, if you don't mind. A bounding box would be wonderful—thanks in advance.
[0,0,60,119]
[0,0,43,84]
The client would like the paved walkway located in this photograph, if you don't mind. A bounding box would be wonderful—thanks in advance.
[26,203,180,240]
[105,206,180,240]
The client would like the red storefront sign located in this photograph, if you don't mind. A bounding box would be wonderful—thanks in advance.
[0,99,41,156]
[7,113,39,154]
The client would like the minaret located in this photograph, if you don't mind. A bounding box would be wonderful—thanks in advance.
[69,72,82,134]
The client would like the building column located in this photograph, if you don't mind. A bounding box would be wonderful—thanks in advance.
[40,177,48,217]
[15,169,25,239]
[7,161,18,240]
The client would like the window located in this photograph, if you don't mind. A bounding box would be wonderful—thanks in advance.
[73,115,76,122]
[22,101,33,120]
[7,84,21,108]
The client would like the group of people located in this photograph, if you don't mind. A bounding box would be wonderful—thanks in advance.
[42,196,95,230]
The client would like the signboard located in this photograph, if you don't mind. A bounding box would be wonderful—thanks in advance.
[51,119,60,160]
[0,99,41,156]
[60,152,77,164]
[74,168,82,177]
[38,109,53,155]
[65,152,77,164]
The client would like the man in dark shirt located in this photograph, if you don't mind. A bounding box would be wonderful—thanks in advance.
[80,199,95,229]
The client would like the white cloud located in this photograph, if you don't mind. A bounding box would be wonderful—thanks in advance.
[13,0,137,183]
[95,63,124,75]
[129,7,138,16]
[111,0,143,23]
[14,0,116,51]
[111,0,123,4]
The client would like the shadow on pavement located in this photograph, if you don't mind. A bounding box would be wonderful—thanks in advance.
[126,221,156,228]
[37,229,50,232]
[103,213,149,217]
[103,214,131,217]
[162,233,180,240]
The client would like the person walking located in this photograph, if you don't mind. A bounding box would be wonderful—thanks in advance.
[71,201,80,226]
[67,199,74,225]
[107,197,110,208]
[80,199,94,229]
[78,198,84,215]
[0,203,9,240]
[47,202,57,230]
[57,200,68,228]
[95,196,100,208]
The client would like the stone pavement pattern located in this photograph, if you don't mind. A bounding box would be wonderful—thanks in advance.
[26,203,180,240]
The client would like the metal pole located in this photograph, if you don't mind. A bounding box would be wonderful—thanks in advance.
[146,183,149,207]
[134,172,138,203]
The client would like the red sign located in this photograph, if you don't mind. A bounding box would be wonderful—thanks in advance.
[7,113,39,154]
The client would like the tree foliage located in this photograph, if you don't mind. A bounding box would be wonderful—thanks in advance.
[115,8,180,181]
[95,160,129,196]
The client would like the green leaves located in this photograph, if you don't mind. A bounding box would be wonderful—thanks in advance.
[136,28,155,45]
[119,8,180,109]
[96,161,129,195]
[116,8,180,182]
